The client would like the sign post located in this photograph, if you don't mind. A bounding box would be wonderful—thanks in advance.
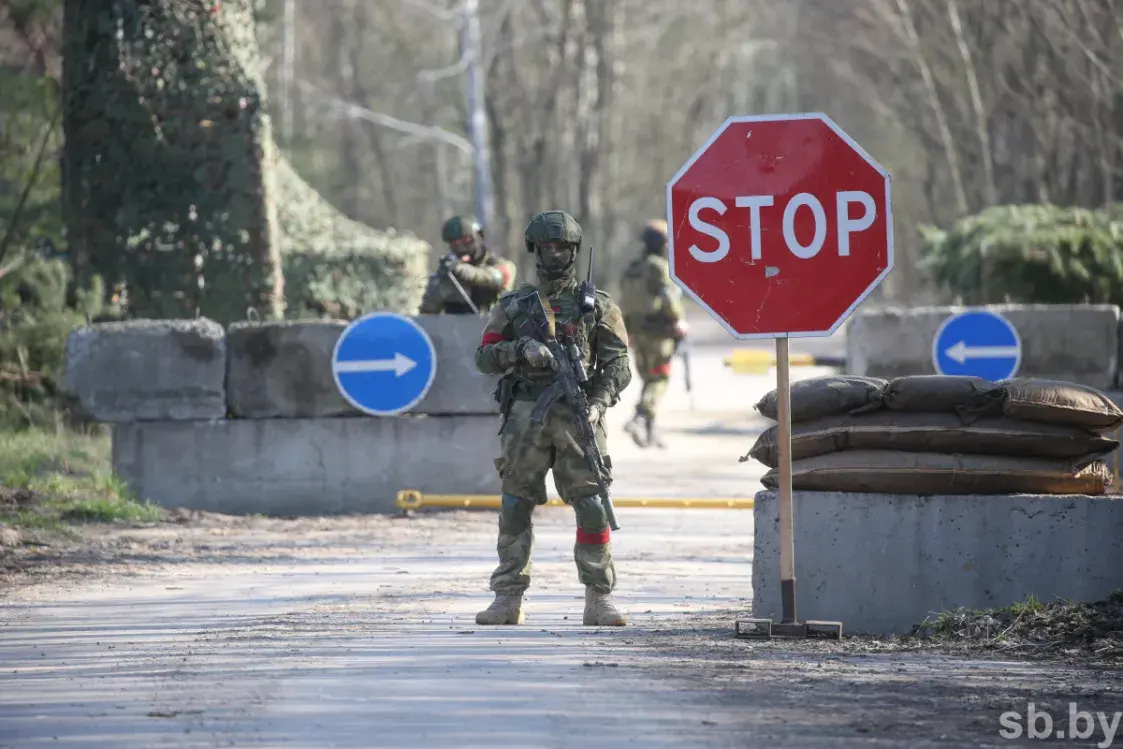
[666,112,894,639]
[933,309,1021,381]
[332,312,438,417]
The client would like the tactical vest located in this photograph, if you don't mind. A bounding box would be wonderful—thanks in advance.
[500,283,604,402]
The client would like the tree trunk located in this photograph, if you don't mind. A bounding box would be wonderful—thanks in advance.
[60,0,428,324]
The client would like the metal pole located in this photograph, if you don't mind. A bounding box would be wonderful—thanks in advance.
[735,335,842,641]
[776,334,797,624]
[436,140,452,219]
[460,0,494,232]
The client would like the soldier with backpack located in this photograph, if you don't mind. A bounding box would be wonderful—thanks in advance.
[617,219,688,448]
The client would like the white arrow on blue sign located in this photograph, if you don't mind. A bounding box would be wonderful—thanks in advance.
[331,312,437,416]
[931,309,1021,381]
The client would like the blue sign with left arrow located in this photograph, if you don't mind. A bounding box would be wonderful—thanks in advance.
[932,309,1021,381]
[332,312,437,416]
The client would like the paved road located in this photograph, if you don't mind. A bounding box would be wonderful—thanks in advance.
[5,505,1116,749]
[1,508,758,748]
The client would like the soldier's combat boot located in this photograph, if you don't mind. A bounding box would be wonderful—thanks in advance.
[475,593,525,625]
[624,411,648,448]
[583,586,626,626]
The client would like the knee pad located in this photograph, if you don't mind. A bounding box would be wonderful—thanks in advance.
[572,494,608,533]
[499,492,534,534]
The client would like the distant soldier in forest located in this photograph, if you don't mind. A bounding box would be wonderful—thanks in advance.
[617,219,688,448]
[419,215,517,314]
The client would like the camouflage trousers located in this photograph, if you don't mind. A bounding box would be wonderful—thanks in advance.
[488,398,616,595]
[631,333,677,420]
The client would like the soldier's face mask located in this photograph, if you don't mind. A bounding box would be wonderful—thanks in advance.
[536,241,573,272]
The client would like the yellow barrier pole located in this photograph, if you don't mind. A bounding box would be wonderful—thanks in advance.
[396,490,754,511]
[722,350,846,374]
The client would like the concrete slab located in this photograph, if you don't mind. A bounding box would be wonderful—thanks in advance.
[225,315,499,418]
[64,318,227,421]
[846,304,1120,389]
[111,345,786,517]
[752,489,1123,635]
[112,415,503,515]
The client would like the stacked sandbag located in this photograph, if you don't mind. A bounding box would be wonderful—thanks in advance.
[744,374,1122,496]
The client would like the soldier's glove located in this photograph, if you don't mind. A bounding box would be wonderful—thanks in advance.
[673,320,689,341]
[518,338,556,370]
[587,401,606,427]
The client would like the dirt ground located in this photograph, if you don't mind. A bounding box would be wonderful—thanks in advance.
[2,319,1121,747]
[3,505,1121,748]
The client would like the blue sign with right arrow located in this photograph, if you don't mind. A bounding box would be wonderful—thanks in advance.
[331,312,438,416]
[932,309,1021,381]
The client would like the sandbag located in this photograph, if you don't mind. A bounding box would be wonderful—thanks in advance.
[743,411,1119,468]
[754,375,887,423]
[999,378,1123,431]
[760,450,1112,495]
[883,375,1004,414]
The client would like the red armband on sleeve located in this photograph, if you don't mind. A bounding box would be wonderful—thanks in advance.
[481,332,510,346]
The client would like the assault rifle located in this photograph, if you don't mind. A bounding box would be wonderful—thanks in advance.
[515,245,620,531]
[676,336,694,410]
[439,252,480,314]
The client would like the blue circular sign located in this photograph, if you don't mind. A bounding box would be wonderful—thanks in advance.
[331,312,437,416]
[932,310,1021,381]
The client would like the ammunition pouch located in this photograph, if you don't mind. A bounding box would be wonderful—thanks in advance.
[493,375,516,434]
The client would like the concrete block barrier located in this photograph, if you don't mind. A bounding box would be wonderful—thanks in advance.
[225,315,499,418]
[112,414,503,515]
[846,304,1120,389]
[751,489,1123,635]
[64,314,514,515]
[64,318,227,421]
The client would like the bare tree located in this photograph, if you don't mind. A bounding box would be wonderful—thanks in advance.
[249,0,1123,299]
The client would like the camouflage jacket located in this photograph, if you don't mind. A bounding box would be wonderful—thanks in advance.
[475,280,632,410]
[419,252,517,315]
[617,253,685,338]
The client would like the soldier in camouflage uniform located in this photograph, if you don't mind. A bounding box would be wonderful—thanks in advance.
[474,210,632,627]
[617,219,688,448]
[419,215,517,314]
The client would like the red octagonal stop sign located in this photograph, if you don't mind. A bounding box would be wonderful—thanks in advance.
[667,113,893,338]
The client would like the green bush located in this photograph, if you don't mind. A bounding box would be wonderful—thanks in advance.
[919,203,1123,305]
[0,254,110,429]
[273,159,428,321]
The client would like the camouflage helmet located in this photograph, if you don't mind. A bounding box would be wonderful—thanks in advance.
[441,215,482,243]
[641,218,668,252]
[524,210,582,253]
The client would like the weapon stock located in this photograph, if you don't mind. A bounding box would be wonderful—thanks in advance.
[518,291,620,531]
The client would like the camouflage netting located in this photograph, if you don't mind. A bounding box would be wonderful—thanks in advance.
[60,0,427,326]
[274,157,427,321]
